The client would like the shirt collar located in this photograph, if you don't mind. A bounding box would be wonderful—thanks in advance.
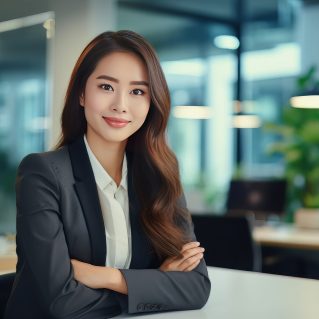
[83,134,127,191]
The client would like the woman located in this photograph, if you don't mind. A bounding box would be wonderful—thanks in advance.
[4,30,211,319]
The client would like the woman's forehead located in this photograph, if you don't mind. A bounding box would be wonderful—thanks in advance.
[92,51,148,80]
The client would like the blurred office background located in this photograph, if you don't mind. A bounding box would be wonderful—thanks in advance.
[1,0,319,277]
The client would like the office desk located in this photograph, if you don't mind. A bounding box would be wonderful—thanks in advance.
[253,224,319,250]
[117,267,319,319]
[0,255,16,275]
[0,236,16,275]
[253,224,319,279]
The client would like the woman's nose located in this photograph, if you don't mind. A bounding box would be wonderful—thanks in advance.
[112,92,128,113]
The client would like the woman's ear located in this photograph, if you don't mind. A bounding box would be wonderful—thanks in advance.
[79,94,85,107]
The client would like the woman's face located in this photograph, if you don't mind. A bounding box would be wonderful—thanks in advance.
[80,51,151,147]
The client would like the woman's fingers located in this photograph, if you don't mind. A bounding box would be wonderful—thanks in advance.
[181,241,200,253]
[178,252,204,271]
[174,246,205,266]
[183,246,205,259]
[184,258,201,272]
[159,241,205,272]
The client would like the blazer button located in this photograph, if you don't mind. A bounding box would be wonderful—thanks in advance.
[137,303,144,311]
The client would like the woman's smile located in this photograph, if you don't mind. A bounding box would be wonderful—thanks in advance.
[103,116,131,128]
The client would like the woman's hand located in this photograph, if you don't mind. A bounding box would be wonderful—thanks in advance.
[159,241,205,272]
[70,259,128,294]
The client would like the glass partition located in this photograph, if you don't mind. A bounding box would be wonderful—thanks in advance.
[0,16,51,234]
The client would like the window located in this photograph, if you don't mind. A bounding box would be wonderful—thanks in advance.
[118,4,237,211]
[0,17,50,234]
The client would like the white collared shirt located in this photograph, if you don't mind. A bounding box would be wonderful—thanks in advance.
[83,135,131,269]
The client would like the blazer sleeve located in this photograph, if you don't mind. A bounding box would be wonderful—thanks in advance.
[119,194,211,314]
[16,153,121,319]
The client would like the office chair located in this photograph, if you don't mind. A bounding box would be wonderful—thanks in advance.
[191,214,261,272]
[0,272,15,319]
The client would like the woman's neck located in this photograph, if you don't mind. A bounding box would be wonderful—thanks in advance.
[85,131,127,186]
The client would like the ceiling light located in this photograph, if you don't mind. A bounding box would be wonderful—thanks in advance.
[232,115,261,128]
[173,106,212,119]
[214,35,240,50]
[290,94,319,108]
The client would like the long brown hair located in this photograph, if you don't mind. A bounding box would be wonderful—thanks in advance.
[55,30,191,261]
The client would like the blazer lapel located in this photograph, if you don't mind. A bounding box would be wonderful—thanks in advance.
[68,136,106,266]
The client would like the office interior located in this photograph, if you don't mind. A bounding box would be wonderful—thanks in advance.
[1,0,319,281]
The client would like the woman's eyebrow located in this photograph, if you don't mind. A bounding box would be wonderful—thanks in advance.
[96,75,149,86]
[130,80,149,87]
[96,75,118,82]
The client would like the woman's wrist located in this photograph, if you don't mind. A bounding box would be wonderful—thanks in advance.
[103,267,128,295]
[71,259,128,294]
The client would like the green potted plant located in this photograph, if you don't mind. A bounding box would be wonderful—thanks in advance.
[265,66,319,227]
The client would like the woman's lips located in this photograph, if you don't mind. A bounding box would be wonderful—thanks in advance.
[103,116,130,128]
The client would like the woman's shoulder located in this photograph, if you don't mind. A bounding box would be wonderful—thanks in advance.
[20,146,68,164]
[18,146,71,175]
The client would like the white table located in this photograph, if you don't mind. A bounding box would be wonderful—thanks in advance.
[117,267,319,319]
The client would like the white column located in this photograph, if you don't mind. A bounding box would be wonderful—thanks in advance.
[205,54,235,205]
[48,0,117,148]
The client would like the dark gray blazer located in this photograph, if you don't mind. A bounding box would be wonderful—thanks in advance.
[4,136,211,319]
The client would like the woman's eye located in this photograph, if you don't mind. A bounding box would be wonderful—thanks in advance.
[99,84,113,91]
[131,89,144,95]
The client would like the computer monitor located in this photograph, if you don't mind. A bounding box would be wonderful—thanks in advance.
[226,179,287,218]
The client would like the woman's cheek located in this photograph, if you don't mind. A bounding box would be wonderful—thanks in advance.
[86,94,108,113]
[135,100,150,118]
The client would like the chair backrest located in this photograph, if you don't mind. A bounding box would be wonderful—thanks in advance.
[0,272,15,319]
[226,179,287,218]
[191,214,261,271]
